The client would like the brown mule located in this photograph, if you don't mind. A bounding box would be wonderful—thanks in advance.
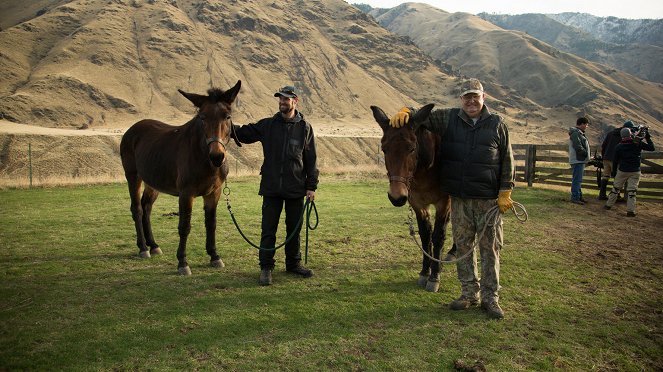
[120,81,241,275]
[371,104,456,292]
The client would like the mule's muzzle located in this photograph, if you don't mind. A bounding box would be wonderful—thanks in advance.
[209,152,225,167]
[388,193,407,207]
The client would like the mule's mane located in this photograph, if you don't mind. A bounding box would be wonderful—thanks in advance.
[207,88,226,103]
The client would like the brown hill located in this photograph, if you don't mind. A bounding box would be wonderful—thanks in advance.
[479,13,663,84]
[3,0,660,140]
[370,3,663,139]
[0,0,457,133]
[1,0,662,184]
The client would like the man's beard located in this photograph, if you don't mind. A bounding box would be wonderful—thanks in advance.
[280,104,293,115]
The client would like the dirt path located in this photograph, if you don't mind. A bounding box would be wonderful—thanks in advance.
[0,118,382,138]
[0,120,123,136]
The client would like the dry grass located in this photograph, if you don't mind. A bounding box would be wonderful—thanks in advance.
[0,164,387,190]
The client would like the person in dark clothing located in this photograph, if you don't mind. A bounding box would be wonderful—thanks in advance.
[599,120,635,200]
[604,125,655,216]
[232,85,319,286]
[389,78,515,319]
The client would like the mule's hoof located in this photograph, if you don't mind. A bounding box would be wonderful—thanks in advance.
[150,247,163,255]
[417,275,428,288]
[178,266,192,276]
[425,280,440,293]
[210,259,225,268]
[139,251,151,259]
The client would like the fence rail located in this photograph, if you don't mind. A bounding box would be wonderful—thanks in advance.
[513,144,663,199]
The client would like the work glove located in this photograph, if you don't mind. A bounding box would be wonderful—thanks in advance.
[497,190,513,213]
[389,107,410,128]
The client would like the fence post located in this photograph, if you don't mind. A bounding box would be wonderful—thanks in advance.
[525,144,536,187]
[28,143,33,189]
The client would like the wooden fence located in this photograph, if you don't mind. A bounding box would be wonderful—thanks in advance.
[514,144,663,199]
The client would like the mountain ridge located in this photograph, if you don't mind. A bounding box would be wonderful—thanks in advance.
[364,2,663,138]
[478,12,663,83]
[0,0,453,130]
[0,0,661,145]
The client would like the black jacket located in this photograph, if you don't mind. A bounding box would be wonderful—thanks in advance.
[418,106,515,199]
[233,111,319,198]
[601,127,622,161]
[613,136,655,175]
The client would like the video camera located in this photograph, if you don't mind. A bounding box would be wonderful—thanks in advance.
[587,154,603,169]
[632,125,650,139]
[587,151,603,188]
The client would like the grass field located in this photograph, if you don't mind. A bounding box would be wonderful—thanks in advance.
[1,176,662,370]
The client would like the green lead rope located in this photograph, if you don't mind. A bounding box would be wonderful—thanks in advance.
[225,185,319,263]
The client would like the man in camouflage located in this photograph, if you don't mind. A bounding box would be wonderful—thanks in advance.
[389,78,515,319]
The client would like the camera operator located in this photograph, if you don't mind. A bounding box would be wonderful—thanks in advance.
[604,123,655,216]
[599,121,635,200]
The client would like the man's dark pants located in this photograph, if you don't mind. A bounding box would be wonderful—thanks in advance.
[259,196,304,270]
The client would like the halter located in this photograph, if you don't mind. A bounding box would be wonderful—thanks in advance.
[386,130,419,191]
[388,174,413,190]
[199,113,232,150]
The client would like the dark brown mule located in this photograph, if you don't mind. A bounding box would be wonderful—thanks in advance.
[120,80,241,275]
[371,104,456,292]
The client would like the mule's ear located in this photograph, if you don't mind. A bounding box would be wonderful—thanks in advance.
[178,89,206,108]
[412,103,435,123]
[370,105,390,132]
[223,80,241,103]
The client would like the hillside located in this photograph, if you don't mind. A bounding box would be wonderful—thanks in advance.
[2,0,663,183]
[0,119,382,187]
[0,0,456,131]
[548,12,663,47]
[479,13,663,84]
[366,3,663,138]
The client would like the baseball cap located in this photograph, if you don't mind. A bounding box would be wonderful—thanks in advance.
[460,78,484,96]
[274,85,297,98]
[622,120,635,128]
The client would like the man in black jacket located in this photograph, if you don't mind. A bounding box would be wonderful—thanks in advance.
[233,85,319,286]
[599,120,635,200]
[389,78,515,319]
[604,125,655,217]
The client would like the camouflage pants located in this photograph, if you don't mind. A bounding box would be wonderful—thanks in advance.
[450,197,503,303]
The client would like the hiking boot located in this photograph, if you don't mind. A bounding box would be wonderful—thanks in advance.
[570,199,585,205]
[626,211,636,217]
[259,269,272,286]
[579,197,588,203]
[286,265,313,278]
[449,296,479,310]
[604,205,611,210]
[481,301,504,319]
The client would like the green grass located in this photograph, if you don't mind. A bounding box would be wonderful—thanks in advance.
[1,176,661,370]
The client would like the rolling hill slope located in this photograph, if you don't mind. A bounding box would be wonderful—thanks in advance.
[367,2,663,138]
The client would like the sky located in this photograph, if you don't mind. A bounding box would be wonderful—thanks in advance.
[347,1,663,20]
